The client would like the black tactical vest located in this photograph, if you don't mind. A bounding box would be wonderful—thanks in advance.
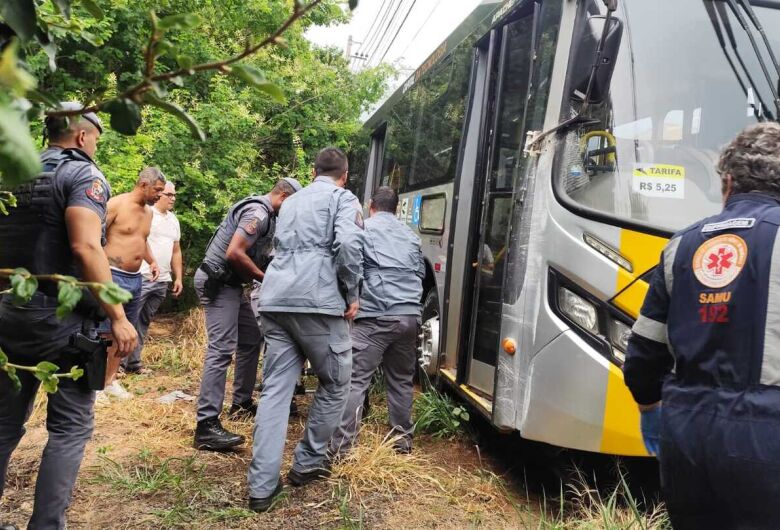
[0,148,91,280]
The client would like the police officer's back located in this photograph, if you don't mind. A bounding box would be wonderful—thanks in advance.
[0,104,137,530]
[247,147,363,512]
[624,122,780,529]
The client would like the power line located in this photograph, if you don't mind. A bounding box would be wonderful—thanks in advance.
[365,0,406,65]
[376,0,419,65]
[359,0,400,61]
[358,0,391,53]
[397,0,444,61]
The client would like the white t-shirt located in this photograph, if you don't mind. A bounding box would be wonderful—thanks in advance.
[141,207,181,282]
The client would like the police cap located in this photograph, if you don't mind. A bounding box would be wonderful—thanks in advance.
[282,177,302,193]
[45,101,104,136]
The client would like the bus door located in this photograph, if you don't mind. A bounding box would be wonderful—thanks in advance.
[465,13,536,396]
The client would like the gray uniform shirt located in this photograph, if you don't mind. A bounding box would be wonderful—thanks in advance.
[258,176,364,316]
[358,212,424,318]
[202,195,275,279]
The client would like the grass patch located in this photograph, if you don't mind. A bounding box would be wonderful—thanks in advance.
[536,469,670,529]
[413,387,470,438]
[90,450,207,496]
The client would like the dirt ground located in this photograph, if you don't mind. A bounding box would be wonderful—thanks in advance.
[1,311,540,529]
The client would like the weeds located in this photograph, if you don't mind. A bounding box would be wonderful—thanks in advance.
[536,468,671,530]
[334,480,365,529]
[90,451,207,497]
[413,387,470,438]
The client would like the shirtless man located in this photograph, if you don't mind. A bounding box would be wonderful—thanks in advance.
[98,167,166,398]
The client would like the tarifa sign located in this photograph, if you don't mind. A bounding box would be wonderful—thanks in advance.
[415,42,448,83]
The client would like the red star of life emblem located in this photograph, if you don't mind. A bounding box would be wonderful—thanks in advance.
[707,247,734,276]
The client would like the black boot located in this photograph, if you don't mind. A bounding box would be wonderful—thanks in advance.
[287,462,331,487]
[248,479,283,513]
[228,400,257,420]
[194,418,245,451]
[289,397,299,417]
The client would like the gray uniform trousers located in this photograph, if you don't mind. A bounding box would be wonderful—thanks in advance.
[194,268,263,422]
[330,315,418,456]
[248,312,351,498]
[122,279,169,371]
[0,367,94,530]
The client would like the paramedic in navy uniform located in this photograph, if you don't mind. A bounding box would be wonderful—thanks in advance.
[624,122,780,530]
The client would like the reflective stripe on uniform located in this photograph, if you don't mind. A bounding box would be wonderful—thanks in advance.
[663,236,682,296]
[632,314,668,344]
[761,229,780,385]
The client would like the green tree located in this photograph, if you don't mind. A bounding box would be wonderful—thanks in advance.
[0,0,389,387]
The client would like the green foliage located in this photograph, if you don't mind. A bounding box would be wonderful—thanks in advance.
[413,388,470,439]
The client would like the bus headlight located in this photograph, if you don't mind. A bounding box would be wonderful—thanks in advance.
[608,318,632,362]
[558,287,599,334]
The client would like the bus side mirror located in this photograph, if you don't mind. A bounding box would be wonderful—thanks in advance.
[568,15,623,105]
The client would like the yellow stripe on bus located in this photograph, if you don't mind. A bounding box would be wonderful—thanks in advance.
[600,229,668,456]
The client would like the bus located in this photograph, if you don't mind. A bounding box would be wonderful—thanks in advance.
[348,0,780,457]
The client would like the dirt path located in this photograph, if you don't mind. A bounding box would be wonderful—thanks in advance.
[1,311,538,529]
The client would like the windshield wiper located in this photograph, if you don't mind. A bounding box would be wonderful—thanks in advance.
[705,0,775,120]
[722,0,780,119]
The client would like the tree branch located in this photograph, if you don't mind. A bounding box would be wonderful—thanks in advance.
[45,0,324,118]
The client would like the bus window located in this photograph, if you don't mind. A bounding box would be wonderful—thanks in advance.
[380,89,419,193]
[347,134,369,202]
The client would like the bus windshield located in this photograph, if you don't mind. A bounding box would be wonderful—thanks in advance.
[557,0,780,234]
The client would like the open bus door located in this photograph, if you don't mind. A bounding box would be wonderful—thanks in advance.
[464,10,538,398]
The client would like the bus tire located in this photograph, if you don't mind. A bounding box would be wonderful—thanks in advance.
[417,289,440,389]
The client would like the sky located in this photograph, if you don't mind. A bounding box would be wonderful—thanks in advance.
[306,0,484,76]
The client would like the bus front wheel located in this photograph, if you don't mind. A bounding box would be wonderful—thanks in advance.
[417,289,440,387]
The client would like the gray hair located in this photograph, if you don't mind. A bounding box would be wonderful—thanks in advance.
[137,166,166,186]
[717,122,780,197]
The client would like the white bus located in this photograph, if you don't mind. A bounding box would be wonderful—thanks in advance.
[349,0,780,456]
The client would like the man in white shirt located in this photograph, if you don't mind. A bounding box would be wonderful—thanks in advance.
[122,181,184,374]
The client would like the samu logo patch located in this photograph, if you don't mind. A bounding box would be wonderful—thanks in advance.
[692,234,748,288]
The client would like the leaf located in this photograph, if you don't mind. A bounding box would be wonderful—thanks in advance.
[56,280,83,319]
[157,13,202,32]
[0,0,37,42]
[69,365,84,380]
[79,0,104,20]
[348,0,358,10]
[461,412,470,421]
[80,30,104,46]
[35,361,59,376]
[9,269,37,304]
[99,281,133,305]
[103,98,142,136]
[144,93,206,141]
[52,0,72,19]
[175,54,193,70]
[40,375,59,393]
[153,39,176,57]
[0,102,41,186]
[3,365,21,393]
[0,349,7,368]
[0,39,37,96]
[229,65,286,103]
[169,76,184,87]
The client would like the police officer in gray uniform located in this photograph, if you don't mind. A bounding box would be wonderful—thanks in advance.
[193,178,301,451]
[330,187,424,457]
[247,148,364,512]
[0,104,138,530]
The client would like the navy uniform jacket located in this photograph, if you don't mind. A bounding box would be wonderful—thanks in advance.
[358,211,424,318]
[259,176,364,316]
[625,193,780,462]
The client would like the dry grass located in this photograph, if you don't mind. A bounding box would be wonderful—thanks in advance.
[2,308,532,529]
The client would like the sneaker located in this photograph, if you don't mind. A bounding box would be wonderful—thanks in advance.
[125,366,152,375]
[228,400,257,420]
[248,480,283,513]
[287,462,331,487]
[194,418,245,451]
[95,391,110,406]
[103,380,132,400]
